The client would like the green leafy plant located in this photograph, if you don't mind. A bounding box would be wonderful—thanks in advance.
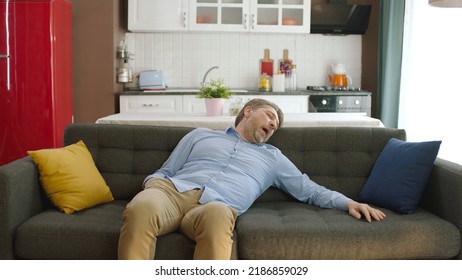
[197,79,233,99]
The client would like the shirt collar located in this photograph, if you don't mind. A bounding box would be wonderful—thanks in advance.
[226,126,265,147]
[226,126,239,137]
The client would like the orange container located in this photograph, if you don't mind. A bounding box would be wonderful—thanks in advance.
[329,74,348,87]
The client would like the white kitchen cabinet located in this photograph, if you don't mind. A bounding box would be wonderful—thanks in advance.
[189,0,249,32]
[128,0,310,33]
[183,95,308,114]
[182,95,209,114]
[121,94,308,115]
[120,95,183,114]
[236,95,308,113]
[190,0,310,33]
[128,0,188,32]
[250,0,311,33]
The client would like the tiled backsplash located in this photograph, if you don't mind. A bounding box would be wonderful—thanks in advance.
[124,32,362,89]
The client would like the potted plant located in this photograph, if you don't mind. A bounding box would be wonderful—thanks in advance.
[197,79,233,116]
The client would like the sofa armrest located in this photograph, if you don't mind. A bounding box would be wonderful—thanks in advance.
[0,157,44,259]
[420,157,462,259]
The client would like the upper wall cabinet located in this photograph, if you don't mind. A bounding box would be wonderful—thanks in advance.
[128,0,189,32]
[190,0,250,32]
[252,0,311,33]
[128,0,311,34]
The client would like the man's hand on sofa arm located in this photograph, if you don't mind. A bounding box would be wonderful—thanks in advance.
[346,200,387,222]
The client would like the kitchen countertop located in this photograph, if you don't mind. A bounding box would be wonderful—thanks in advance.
[96,112,383,129]
[119,88,371,96]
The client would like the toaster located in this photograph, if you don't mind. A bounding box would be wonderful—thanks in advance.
[139,70,167,90]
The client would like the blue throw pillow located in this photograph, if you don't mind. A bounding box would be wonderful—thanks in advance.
[356,138,441,214]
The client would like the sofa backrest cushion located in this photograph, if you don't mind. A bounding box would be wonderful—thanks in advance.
[264,126,407,201]
[64,124,194,200]
[64,124,406,201]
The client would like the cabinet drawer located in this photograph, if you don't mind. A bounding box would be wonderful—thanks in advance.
[120,95,183,113]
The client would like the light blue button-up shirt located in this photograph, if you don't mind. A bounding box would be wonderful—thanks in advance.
[144,127,350,215]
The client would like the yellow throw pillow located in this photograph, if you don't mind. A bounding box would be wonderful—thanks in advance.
[28,140,114,214]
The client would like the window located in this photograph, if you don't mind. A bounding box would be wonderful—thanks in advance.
[399,0,462,164]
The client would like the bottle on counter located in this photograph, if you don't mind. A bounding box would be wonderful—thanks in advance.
[279,49,295,91]
[260,49,274,77]
[278,49,293,76]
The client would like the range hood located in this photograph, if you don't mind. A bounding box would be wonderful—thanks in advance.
[310,1,372,35]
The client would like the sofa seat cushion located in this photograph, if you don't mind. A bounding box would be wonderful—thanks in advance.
[15,200,126,259]
[236,202,460,260]
[14,200,216,260]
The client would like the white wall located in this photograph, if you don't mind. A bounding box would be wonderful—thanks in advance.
[124,32,363,89]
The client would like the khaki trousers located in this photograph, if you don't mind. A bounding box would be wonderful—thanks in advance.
[118,178,237,260]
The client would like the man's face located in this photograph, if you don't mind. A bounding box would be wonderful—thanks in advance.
[240,105,279,144]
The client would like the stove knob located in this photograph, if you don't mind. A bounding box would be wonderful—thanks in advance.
[338,100,343,105]
[355,100,360,105]
[322,99,327,105]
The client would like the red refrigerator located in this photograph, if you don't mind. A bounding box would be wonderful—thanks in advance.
[0,0,73,165]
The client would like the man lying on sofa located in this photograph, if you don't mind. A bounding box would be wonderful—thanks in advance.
[118,98,386,260]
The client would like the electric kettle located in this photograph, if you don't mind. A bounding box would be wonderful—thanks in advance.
[329,63,351,87]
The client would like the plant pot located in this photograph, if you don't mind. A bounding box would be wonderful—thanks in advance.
[204,98,225,116]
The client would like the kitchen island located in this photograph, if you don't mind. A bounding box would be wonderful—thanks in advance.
[95,112,384,129]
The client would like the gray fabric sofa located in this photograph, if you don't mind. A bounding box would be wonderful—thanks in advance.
[1,123,461,260]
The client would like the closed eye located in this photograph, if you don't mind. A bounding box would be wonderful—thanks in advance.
[265,111,279,129]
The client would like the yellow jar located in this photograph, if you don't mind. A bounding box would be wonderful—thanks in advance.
[259,73,272,92]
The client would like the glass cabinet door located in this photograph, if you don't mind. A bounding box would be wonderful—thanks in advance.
[189,0,310,33]
[251,0,310,33]
[282,0,304,26]
[255,0,279,27]
[191,0,249,31]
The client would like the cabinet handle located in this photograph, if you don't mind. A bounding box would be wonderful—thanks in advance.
[243,13,248,29]
[0,54,11,91]
[251,14,255,29]
[142,103,158,107]
[183,12,187,28]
